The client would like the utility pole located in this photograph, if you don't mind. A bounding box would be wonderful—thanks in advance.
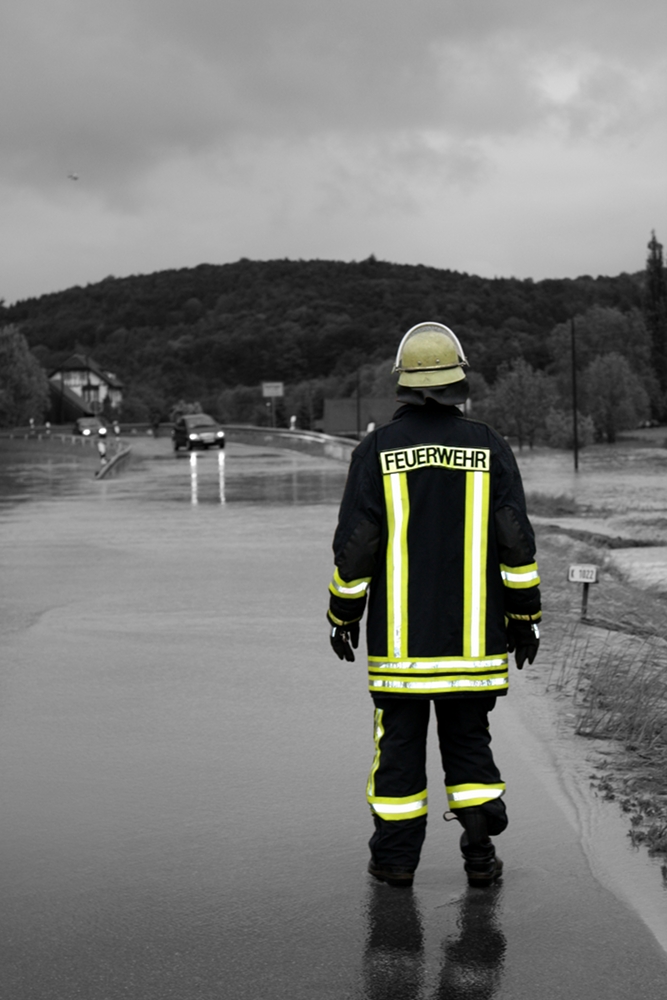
[644,231,667,417]
[571,317,579,472]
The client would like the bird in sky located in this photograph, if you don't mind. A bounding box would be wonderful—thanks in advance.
[68,172,79,181]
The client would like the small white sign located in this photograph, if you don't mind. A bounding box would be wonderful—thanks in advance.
[262,382,284,398]
[568,564,598,584]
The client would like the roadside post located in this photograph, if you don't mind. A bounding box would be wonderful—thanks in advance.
[261,382,284,428]
[571,316,579,472]
[568,564,599,620]
[96,426,108,467]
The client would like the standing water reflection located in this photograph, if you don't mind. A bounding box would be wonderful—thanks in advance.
[361,882,506,1000]
[189,449,226,505]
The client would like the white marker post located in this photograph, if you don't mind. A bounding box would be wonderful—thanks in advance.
[568,564,599,620]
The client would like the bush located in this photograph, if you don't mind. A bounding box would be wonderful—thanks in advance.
[169,398,203,422]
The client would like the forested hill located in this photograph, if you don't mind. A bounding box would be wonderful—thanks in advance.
[0,258,644,415]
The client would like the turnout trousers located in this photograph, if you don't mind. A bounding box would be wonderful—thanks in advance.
[367,696,505,871]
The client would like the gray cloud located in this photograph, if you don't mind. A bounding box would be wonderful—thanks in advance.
[3,0,665,189]
[0,0,665,298]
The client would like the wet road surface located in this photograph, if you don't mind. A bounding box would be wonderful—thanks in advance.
[1,438,667,998]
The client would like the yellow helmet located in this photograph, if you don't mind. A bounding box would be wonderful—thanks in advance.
[393,322,468,388]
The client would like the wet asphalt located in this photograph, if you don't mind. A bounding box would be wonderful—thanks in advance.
[1,437,666,998]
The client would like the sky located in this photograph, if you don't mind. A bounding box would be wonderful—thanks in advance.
[1,0,666,303]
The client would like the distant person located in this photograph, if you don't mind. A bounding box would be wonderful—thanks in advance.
[112,420,121,439]
[327,322,541,888]
[289,414,297,430]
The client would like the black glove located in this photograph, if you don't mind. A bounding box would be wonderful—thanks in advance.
[329,620,360,662]
[506,619,540,670]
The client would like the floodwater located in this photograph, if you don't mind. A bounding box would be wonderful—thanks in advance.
[515,440,667,592]
[516,438,667,516]
[1,436,667,998]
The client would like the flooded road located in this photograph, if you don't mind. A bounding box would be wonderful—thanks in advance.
[1,437,667,998]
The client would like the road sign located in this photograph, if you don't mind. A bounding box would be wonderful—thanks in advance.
[568,564,599,620]
[262,382,284,398]
[568,564,598,584]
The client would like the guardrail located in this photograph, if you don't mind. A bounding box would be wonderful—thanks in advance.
[0,430,96,444]
[0,425,357,464]
[95,447,133,479]
[221,425,357,462]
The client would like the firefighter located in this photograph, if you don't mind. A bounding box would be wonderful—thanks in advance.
[327,322,541,888]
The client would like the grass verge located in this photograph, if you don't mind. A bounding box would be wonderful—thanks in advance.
[524,491,581,517]
[537,526,667,880]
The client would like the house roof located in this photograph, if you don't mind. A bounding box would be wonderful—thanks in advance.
[47,380,95,419]
[49,354,124,388]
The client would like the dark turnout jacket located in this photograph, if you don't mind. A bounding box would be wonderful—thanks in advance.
[328,402,541,698]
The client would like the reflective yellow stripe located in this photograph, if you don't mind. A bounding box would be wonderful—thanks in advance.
[384,472,410,660]
[447,783,505,808]
[366,708,384,799]
[368,655,508,673]
[369,674,508,695]
[463,470,489,659]
[506,610,542,622]
[367,788,429,821]
[500,563,540,588]
[328,566,371,598]
[478,472,489,653]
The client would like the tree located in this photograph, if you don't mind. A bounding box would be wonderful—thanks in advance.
[581,352,649,443]
[120,384,168,423]
[547,304,659,418]
[215,386,269,425]
[643,231,667,416]
[0,325,50,427]
[477,358,558,449]
[544,408,595,449]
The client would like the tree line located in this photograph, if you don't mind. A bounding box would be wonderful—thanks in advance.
[1,237,666,446]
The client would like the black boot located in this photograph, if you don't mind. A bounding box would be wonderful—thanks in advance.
[367,855,415,889]
[460,833,503,887]
[455,807,503,888]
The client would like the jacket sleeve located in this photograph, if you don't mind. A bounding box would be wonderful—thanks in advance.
[491,435,541,625]
[328,436,383,626]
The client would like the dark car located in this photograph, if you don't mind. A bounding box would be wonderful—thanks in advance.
[73,416,106,437]
[172,413,225,451]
